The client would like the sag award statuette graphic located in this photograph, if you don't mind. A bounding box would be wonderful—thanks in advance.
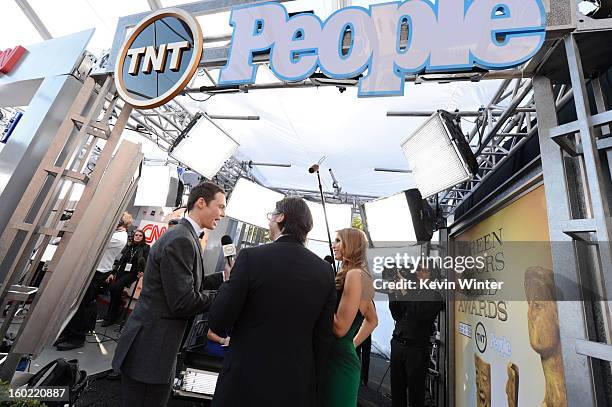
[114,8,203,109]
[475,354,491,407]
[506,362,519,407]
[525,266,567,407]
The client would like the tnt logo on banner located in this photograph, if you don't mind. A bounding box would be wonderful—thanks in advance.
[114,8,203,109]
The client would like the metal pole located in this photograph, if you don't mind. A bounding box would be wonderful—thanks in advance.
[387,111,501,117]
[374,168,413,173]
[315,170,336,273]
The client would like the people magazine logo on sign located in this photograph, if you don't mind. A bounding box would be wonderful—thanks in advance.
[114,8,203,109]
[0,46,27,74]
[140,221,168,245]
[115,0,546,105]
[218,0,546,96]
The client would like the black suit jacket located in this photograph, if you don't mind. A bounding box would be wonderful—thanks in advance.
[389,287,444,346]
[112,218,223,384]
[209,235,336,407]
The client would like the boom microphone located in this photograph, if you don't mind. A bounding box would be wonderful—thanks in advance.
[221,235,236,266]
[309,157,326,174]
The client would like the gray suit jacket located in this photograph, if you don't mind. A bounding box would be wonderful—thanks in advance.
[112,218,222,384]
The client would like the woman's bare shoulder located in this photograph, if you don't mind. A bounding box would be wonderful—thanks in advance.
[345,268,372,285]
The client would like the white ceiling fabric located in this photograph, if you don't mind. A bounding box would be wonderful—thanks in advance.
[183,76,501,197]
[1,0,502,198]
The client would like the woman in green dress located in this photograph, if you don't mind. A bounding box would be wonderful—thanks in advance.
[321,228,378,407]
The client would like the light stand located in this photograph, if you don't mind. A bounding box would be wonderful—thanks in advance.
[118,280,139,332]
[310,165,336,273]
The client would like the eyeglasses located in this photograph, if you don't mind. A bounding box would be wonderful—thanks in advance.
[266,211,281,221]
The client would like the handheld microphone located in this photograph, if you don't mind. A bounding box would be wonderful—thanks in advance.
[221,235,236,265]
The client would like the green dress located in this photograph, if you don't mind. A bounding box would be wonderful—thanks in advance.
[320,287,364,407]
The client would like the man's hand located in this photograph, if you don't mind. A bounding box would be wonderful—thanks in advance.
[395,271,408,296]
[106,274,115,284]
[223,258,235,281]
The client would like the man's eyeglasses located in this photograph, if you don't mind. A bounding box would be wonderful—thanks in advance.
[266,212,282,220]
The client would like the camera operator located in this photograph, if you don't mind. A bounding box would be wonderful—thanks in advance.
[388,265,444,407]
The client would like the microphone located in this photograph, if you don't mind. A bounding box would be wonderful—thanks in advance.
[221,235,236,266]
[308,164,320,173]
[309,157,326,174]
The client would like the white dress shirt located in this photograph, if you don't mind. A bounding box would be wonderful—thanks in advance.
[185,213,204,238]
[97,229,128,273]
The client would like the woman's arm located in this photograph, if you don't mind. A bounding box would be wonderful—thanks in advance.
[333,269,362,338]
[353,301,378,348]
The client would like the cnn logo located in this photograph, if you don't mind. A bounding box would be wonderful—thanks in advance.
[142,223,167,244]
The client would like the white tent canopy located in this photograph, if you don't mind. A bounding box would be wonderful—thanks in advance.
[1,0,503,197]
[188,74,501,197]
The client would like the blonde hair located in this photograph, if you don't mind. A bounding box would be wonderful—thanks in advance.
[335,228,370,290]
[119,212,133,229]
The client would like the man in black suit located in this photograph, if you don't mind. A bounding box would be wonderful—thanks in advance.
[209,197,336,407]
[389,266,444,407]
[112,182,227,407]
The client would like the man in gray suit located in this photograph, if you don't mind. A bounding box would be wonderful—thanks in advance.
[112,182,227,406]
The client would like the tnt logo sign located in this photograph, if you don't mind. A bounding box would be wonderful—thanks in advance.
[115,8,203,109]
[126,41,191,75]
[140,221,168,244]
[475,322,488,353]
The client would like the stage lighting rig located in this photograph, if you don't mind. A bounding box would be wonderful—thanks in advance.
[401,110,478,198]
[169,113,239,179]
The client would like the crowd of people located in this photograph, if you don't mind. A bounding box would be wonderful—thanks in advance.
[60,181,443,406]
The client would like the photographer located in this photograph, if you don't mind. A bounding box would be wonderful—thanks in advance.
[102,229,150,327]
[388,265,444,407]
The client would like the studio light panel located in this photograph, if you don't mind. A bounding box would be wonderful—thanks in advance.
[170,115,238,179]
[134,165,178,207]
[364,192,417,243]
[306,201,353,242]
[225,178,285,229]
[307,239,333,259]
[401,112,475,198]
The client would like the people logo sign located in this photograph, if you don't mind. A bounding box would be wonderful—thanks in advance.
[115,1,546,107]
[115,8,202,109]
[219,0,546,97]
